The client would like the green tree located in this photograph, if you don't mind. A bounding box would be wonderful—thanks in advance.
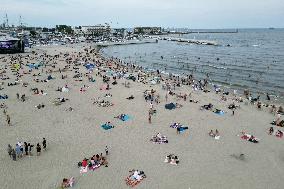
[56,25,73,34]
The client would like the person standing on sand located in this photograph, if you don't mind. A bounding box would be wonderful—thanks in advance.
[15,144,21,158]
[24,142,28,155]
[42,138,47,150]
[36,143,41,156]
[7,144,12,158]
[148,112,152,124]
[105,146,109,156]
[165,93,168,102]
[11,149,16,161]
[28,143,33,156]
[6,114,11,126]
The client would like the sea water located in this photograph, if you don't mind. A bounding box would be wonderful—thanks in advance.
[101,29,284,101]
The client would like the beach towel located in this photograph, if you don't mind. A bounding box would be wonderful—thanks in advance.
[47,75,53,80]
[84,63,95,70]
[177,126,188,133]
[125,175,144,187]
[214,110,225,115]
[170,123,182,128]
[0,95,8,99]
[150,134,168,144]
[270,130,283,138]
[121,114,130,121]
[62,87,69,92]
[215,135,220,140]
[89,164,101,171]
[101,124,114,130]
[115,114,130,121]
[165,103,176,110]
[240,133,259,143]
[89,78,96,82]
[80,166,88,174]
[100,85,108,90]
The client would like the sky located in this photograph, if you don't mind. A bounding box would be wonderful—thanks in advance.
[1,0,284,28]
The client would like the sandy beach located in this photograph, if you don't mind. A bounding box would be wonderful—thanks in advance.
[0,44,283,189]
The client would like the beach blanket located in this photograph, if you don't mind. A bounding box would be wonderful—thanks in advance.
[125,176,143,187]
[100,85,109,90]
[0,95,8,99]
[89,78,96,82]
[240,133,259,143]
[125,172,145,187]
[121,114,130,121]
[214,109,225,115]
[170,123,182,128]
[116,114,130,121]
[79,166,88,174]
[80,164,101,174]
[150,134,168,144]
[270,130,283,138]
[27,62,43,69]
[89,164,101,171]
[177,126,188,133]
[165,103,176,110]
[101,124,114,130]
[84,63,95,70]
[62,87,69,92]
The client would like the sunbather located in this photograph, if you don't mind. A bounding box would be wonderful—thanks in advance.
[61,177,75,188]
[269,127,274,135]
[126,95,134,100]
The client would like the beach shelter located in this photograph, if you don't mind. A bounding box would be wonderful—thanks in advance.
[165,103,176,110]
[84,63,95,70]
[13,63,20,71]
[27,62,43,69]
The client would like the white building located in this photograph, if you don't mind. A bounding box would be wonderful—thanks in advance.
[75,24,111,37]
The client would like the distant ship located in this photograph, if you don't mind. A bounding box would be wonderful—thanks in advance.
[268,27,275,30]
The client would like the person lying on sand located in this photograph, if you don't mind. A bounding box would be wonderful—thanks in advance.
[114,114,126,120]
[269,127,274,135]
[128,170,146,181]
[209,129,220,139]
[164,154,179,165]
[126,95,134,100]
[35,104,45,109]
[189,99,199,103]
[231,153,245,161]
[61,177,75,188]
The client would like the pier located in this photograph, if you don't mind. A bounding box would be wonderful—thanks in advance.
[160,37,218,46]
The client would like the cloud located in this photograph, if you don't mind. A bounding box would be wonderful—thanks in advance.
[1,0,284,28]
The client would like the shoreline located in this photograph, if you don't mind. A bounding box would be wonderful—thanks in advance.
[98,44,284,107]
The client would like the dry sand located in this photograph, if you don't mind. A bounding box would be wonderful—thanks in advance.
[0,44,283,189]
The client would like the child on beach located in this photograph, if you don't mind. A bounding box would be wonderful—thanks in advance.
[105,146,109,156]
[36,143,41,156]
[7,144,12,158]
[6,114,11,126]
[42,138,47,150]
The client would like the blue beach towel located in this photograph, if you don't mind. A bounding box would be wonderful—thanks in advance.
[121,114,130,121]
[165,103,176,110]
[84,63,95,70]
[0,95,8,99]
[215,111,225,115]
[177,126,189,132]
[101,124,113,130]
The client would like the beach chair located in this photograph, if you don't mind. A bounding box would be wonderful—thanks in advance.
[125,176,143,187]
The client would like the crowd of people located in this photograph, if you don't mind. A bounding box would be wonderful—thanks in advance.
[7,138,46,161]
